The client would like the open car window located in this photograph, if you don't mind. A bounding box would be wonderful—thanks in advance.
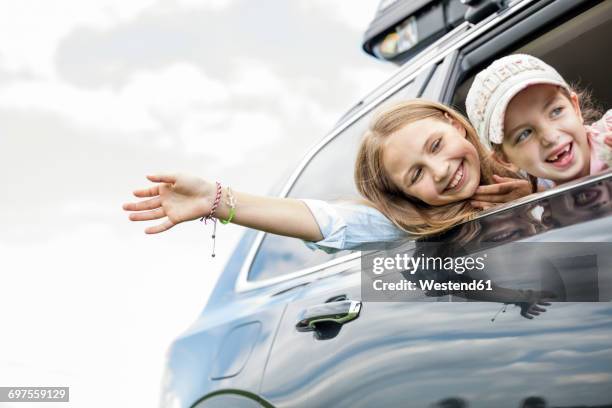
[246,63,440,283]
[452,1,612,111]
[444,0,612,225]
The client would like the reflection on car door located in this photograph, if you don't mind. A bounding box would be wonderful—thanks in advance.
[260,176,612,408]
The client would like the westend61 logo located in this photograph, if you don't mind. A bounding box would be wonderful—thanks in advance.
[372,253,487,275]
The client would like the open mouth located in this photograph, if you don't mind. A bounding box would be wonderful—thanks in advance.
[573,187,602,208]
[444,160,466,193]
[545,142,573,168]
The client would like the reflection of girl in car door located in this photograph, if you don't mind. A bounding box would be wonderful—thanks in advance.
[122,100,532,249]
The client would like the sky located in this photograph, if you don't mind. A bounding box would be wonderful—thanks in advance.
[0,1,394,407]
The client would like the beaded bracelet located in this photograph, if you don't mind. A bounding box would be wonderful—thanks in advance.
[220,186,236,224]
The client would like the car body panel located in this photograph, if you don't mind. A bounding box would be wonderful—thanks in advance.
[161,1,612,407]
[260,175,612,408]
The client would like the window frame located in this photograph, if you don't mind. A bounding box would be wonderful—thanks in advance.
[440,0,609,223]
[234,63,436,292]
[234,0,544,293]
[441,0,602,104]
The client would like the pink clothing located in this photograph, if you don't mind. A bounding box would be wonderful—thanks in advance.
[586,109,612,175]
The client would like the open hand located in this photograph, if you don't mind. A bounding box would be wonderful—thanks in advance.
[517,289,556,320]
[470,175,532,210]
[122,174,215,234]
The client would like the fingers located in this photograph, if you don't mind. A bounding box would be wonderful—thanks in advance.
[147,174,177,184]
[130,174,176,198]
[530,305,547,313]
[470,200,496,210]
[528,310,541,316]
[122,197,161,212]
[145,219,175,234]
[521,308,539,318]
[133,185,160,198]
[474,182,516,195]
[128,207,165,222]
[471,194,510,203]
[492,174,514,183]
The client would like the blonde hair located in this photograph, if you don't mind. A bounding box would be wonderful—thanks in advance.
[354,99,523,237]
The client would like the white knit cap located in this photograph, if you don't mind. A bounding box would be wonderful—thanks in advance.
[465,54,570,149]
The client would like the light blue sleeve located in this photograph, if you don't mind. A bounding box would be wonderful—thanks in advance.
[537,178,555,191]
[300,199,411,253]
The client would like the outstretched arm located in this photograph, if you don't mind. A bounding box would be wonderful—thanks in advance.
[122,173,324,242]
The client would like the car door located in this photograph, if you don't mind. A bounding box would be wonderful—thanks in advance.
[258,58,484,408]
[258,169,612,408]
[259,2,612,407]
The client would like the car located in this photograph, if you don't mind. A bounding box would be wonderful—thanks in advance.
[160,1,612,407]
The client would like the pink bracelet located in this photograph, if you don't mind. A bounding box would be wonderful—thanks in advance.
[200,182,222,257]
[201,182,222,224]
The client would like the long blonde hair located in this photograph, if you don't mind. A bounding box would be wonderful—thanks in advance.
[354,99,524,237]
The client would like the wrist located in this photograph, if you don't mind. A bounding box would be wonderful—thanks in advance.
[219,186,236,224]
[202,186,232,220]
[201,182,223,222]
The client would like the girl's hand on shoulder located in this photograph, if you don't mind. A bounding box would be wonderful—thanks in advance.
[470,175,532,210]
[122,173,215,234]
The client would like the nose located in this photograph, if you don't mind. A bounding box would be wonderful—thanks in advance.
[538,127,559,147]
[429,159,450,183]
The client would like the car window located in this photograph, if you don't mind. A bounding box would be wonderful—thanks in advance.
[247,64,439,282]
[452,1,612,115]
[441,0,612,235]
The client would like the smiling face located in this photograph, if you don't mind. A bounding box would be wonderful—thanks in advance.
[500,84,590,183]
[381,115,481,206]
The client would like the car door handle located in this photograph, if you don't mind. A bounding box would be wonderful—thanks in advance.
[295,300,362,332]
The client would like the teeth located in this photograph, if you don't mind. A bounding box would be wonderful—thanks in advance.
[547,144,570,162]
[448,165,463,190]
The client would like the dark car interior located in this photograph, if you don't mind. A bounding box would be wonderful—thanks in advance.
[452,0,612,122]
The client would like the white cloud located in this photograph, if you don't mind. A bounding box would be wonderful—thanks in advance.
[0,62,230,136]
[178,110,284,163]
[0,0,237,78]
[0,0,158,77]
[228,58,285,97]
[340,66,392,101]
[173,0,234,11]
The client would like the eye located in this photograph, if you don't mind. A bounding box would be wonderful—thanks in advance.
[411,167,423,184]
[431,137,442,153]
[551,106,563,117]
[515,129,532,144]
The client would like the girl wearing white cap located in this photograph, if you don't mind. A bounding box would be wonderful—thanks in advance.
[466,54,612,189]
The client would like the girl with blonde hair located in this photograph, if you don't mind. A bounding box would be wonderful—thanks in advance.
[123,99,532,251]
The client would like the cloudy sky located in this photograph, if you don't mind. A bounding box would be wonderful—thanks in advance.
[0,1,393,407]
